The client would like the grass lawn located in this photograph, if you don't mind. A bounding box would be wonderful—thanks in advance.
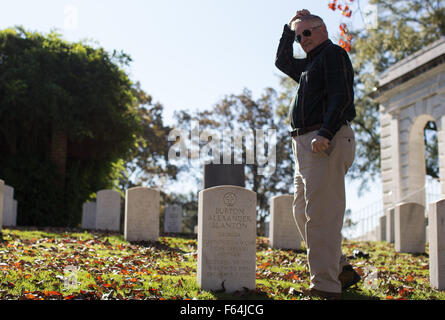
[0,227,444,300]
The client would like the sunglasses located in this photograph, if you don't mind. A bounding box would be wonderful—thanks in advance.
[295,24,322,43]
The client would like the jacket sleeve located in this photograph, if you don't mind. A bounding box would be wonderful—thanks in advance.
[275,24,308,83]
[317,45,355,140]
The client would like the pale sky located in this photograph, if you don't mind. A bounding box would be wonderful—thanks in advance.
[0,0,369,123]
[1,0,396,234]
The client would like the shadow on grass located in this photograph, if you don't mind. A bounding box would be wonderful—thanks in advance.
[212,287,271,300]
[341,288,380,300]
[129,239,188,255]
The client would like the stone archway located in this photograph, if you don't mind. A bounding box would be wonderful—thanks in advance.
[373,37,445,214]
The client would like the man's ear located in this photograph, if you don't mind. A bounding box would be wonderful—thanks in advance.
[321,24,328,36]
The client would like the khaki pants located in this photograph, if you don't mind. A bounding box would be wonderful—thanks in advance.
[292,124,355,293]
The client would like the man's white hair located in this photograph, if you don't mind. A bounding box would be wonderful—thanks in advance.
[292,14,326,30]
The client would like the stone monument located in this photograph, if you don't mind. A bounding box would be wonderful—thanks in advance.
[124,187,159,242]
[197,185,256,293]
[428,199,445,290]
[2,185,14,227]
[269,195,302,249]
[81,201,96,230]
[394,202,426,253]
[0,179,4,231]
[203,164,245,189]
[164,204,182,233]
[386,207,395,243]
[96,189,121,231]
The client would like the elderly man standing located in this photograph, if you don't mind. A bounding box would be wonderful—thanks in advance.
[275,9,361,300]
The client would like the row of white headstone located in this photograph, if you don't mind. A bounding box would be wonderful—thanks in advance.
[378,200,445,290]
[80,186,301,293]
[0,180,18,228]
[81,188,183,238]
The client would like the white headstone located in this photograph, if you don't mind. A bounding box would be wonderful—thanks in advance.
[269,195,301,249]
[2,185,14,227]
[0,180,4,230]
[11,200,17,227]
[379,215,386,241]
[124,187,160,242]
[164,204,182,233]
[386,207,395,243]
[264,221,269,237]
[197,185,256,293]
[95,190,121,231]
[81,201,96,229]
[394,202,426,253]
[428,199,445,290]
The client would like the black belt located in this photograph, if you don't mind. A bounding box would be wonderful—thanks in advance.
[290,124,322,137]
[290,120,350,137]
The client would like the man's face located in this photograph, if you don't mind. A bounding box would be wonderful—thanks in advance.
[294,20,327,53]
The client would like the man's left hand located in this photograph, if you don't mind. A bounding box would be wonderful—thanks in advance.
[311,135,330,153]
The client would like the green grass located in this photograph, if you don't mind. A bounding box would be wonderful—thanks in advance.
[0,227,444,300]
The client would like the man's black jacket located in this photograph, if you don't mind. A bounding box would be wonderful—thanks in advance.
[275,24,356,140]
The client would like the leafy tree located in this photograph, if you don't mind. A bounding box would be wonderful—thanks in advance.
[118,82,179,191]
[0,27,142,227]
[173,88,294,234]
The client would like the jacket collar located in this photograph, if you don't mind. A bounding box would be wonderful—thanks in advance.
[306,39,332,62]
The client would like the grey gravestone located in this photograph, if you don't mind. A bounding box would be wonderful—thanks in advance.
[197,185,256,293]
[395,202,425,253]
[264,221,269,237]
[96,190,121,231]
[124,187,159,242]
[428,199,445,290]
[81,202,96,230]
[203,164,245,189]
[2,185,14,227]
[269,195,302,249]
[0,180,3,230]
[386,207,395,243]
[164,204,182,233]
[379,215,386,241]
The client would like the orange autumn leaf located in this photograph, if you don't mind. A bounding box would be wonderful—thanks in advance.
[406,275,414,282]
